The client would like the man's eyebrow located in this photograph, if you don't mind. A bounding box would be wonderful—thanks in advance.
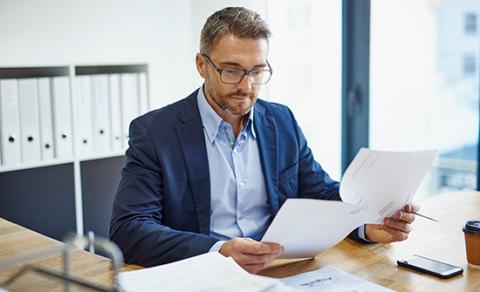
[218,61,267,68]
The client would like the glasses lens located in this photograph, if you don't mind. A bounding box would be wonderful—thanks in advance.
[221,69,272,84]
[251,70,271,84]
[221,69,244,83]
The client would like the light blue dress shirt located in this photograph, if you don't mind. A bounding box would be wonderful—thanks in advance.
[197,88,370,253]
[196,88,271,252]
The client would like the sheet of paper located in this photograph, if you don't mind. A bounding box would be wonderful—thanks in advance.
[262,199,377,258]
[119,252,279,292]
[262,148,437,258]
[280,265,394,291]
[340,148,437,223]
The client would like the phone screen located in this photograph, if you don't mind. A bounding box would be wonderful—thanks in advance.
[404,256,458,273]
[398,255,464,278]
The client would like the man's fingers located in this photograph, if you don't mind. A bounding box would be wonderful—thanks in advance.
[384,218,412,233]
[244,263,269,274]
[239,240,283,255]
[393,210,415,223]
[405,203,420,213]
[236,252,278,265]
[382,225,409,241]
[232,246,280,274]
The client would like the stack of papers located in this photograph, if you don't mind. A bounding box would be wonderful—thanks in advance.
[119,252,282,292]
[262,148,437,258]
[119,252,391,291]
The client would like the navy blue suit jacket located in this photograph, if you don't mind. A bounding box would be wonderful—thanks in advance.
[110,89,362,267]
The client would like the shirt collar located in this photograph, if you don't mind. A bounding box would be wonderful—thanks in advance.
[196,86,256,144]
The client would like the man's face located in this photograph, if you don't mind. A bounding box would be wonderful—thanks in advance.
[196,34,269,116]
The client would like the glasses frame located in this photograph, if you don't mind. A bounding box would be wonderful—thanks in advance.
[201,53,273,85]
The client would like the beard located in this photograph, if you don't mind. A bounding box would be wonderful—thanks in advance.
[211,89,257,116]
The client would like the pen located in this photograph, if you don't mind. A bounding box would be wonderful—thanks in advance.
[412,212,439,222]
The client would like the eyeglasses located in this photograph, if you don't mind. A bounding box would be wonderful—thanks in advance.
[202,53,273,85]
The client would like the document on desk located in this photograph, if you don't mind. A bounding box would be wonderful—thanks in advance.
[119,252,282,292]
[262,148,437,258]
[280,265,394,291]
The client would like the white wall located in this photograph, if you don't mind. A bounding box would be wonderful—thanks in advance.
[0,0,274,107]
[0,0,196,108]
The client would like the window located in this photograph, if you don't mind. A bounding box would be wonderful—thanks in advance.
[465,13,477,34]
[266,0,342,180]
[463,54,476,76]
[370,0,479,199]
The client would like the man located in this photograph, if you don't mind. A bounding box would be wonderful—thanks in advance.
[110,7,419,274]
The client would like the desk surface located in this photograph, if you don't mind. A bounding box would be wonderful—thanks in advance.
[0,217,138,291]
[260,191,480,291]
[0,191,479,291]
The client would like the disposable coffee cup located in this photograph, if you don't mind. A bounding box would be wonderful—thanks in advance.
[463,220,480,268]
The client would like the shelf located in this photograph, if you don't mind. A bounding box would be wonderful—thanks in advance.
[0,63,148,242]
[0,151,126,173]
[78,151,125,162]
[0,158,74,173]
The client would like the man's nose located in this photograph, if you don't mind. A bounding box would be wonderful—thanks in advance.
[237,72,253,92]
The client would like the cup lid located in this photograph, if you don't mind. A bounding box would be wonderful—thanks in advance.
[463,220,480,235]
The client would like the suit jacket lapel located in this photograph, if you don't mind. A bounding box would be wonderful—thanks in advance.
[254,103,280,214]
[175,93,211,234]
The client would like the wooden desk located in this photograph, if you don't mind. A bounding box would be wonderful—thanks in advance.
[260,191,480,291]
[0,217,139,291]
[1,191,478,291]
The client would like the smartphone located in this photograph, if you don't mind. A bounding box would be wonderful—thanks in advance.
[397,255,463,279]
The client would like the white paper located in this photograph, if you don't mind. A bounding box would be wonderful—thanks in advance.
[262,148,437,258]
[119,252,280,292]
[262,200,377,258]
[340,148,437,223]
[280,265,394,291]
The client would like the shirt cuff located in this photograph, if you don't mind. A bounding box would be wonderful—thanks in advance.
[358,224,374,243]
[209,240,226,253]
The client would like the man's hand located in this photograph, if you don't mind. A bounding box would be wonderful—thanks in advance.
[219,238,284,274]
[365,203,419,243]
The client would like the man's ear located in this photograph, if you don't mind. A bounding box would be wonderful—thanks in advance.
[195,53,207,78]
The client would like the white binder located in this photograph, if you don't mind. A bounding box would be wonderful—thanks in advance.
[109,74,123,151]
[18,78,41,163]
[120,73,140,146]
[51,76,73,159]
[75,75,94,157]
[37,78,55,161]
[92,74,111,154]
[138,73,149,114]
[0,79,22,165]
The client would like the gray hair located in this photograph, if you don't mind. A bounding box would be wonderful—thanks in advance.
[200,7,271,54]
